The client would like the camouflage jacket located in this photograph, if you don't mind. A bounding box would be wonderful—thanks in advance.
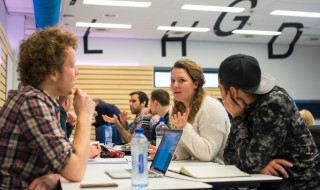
[224,86,320,189]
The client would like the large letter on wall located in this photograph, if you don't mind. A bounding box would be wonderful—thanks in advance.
[84,19,103,54]
[268,23,303,59]
[214,0,257,36]
[161,21,198,57]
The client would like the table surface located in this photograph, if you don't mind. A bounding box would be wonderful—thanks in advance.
[61,156,282,190]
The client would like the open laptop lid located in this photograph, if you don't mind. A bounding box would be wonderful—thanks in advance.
[150,129,183,175]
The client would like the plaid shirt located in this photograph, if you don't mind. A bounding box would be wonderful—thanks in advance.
[0,83,72,189]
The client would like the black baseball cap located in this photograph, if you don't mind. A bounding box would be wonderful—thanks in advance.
[218,54,275,94]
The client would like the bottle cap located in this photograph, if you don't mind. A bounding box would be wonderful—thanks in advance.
[107,123,111,127]
[135,129,144,134]
[159,117,165,123]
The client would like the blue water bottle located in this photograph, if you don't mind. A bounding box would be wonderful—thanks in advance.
[131,129,148,188]
[105,123,113,148]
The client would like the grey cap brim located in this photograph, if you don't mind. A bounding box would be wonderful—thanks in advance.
[241,73,275,94]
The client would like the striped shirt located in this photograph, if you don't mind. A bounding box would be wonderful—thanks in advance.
[0,83,72,189]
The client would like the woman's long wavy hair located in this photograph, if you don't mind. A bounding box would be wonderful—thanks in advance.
[171,59,206,124]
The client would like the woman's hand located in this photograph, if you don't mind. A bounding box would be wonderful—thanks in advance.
[171,108,189,129]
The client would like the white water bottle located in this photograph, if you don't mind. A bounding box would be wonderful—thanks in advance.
[155,117,168,148]
[131,129,148,188]
[105,123,113,148]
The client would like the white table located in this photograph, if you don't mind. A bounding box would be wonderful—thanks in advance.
[61,157,282,189]
[61,163,212,190]
[166,160,282,189]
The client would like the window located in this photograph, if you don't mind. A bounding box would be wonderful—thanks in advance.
[154,67,219,88]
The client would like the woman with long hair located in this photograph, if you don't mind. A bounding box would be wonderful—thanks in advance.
[150,59,230,163]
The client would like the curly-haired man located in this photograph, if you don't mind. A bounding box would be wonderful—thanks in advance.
[0,26,95,189]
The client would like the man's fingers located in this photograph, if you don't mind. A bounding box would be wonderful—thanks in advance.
[274,165,289,178]
[268,167,280,177]
[274,159,293,167]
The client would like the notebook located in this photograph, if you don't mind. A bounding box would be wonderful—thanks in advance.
[168,165,250,178]
[105,129,183,179]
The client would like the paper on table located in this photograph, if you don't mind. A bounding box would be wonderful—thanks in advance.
[88,158,128,164]
[168,165,250,179]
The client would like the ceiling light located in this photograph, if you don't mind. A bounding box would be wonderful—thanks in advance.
[270,10,320,18]
[232,30,281,36]
[181,4,244,13]
[76,22,132,29]
[157,26,210,32]
[83,0,151,7]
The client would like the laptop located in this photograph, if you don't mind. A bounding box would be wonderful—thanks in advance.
[105,129,183,178]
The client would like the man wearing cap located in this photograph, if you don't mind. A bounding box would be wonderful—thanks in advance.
[218,54,320,189]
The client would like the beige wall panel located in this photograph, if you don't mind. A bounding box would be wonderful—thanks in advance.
[1,65,6,77]
[78,70,152,75]
[0,91,5,100]
[0,82,5,92]
[86,89,153,95]
[75,84,153,90]
[78,66,152,71]
[0,22,13,107]
[75,80,152,85]
[77,75,152,80]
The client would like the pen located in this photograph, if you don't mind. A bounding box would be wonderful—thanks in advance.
[80,183,118,188]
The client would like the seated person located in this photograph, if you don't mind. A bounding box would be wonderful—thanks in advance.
[0,26,95,189]
[102,91,157,143]
[300,109,320,150]
[141,89,171,145]
[300,109,315,125]
[92,98,122,142]
[149,59,230,163]
[58,95,77,138]
[219,54,320,189]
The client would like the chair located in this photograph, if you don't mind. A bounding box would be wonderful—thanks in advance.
[98,124,122,145]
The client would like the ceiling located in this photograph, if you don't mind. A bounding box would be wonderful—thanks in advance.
[3,0,320,46]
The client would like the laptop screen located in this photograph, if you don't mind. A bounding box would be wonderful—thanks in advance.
[150,129,183,174]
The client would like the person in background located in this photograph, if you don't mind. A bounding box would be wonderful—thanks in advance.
[0,26,95,189]
[58,95,77,138]
[142,89,171,145]
[92,98,121,142]
[149,59,230,164]
[300,109,315,126]
[219,54,320,189]
[58,95,101,159]
[102,91,157,143]
[300,109,320,151]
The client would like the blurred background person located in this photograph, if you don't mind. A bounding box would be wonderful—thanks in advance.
[92,98,122,143]
[299,109,315,126]
[142,89,171,145]
[58,95,77,138]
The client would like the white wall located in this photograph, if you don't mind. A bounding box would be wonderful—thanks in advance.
[75,37,320,100]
